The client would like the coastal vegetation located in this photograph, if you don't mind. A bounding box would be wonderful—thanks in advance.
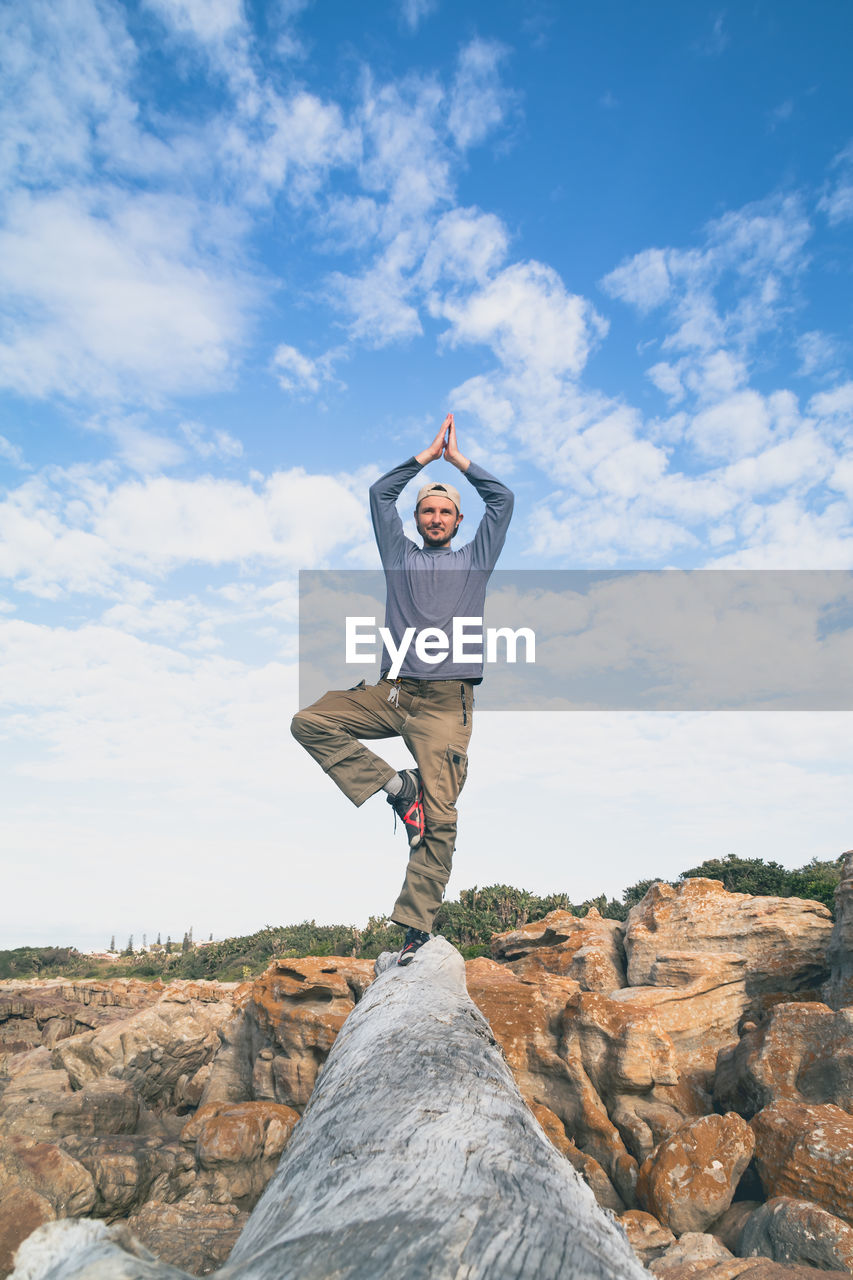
[1,853,843,983]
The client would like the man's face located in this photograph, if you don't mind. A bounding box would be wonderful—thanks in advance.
[415,497,462,547]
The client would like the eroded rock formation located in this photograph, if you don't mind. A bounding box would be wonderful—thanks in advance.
[1,859,851,1279]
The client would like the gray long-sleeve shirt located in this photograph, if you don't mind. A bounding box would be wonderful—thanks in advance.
[369,456,514,682]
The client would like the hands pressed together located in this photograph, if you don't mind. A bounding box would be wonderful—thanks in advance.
[415,413,471,472]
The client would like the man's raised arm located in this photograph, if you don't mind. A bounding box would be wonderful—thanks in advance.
[448,417,513,570]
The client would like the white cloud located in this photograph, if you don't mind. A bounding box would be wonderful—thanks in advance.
[604,195,811,360]
[271,343,344,397]
[796,330,840,379]
[0,465,372,598]
[0,189,254,402]
[273,344,326,394]
[601,247,671,312]
[448,38,512,150]
[0,0,137,188]
[236,90,358,203]
[330,248,424,346]
[808,381,853,423]
[399,0,438,33]
[438,260,607,379]
[420,207,509,287]
[145,0,245,45]
[830,456,853,501]
[688,389,774,460]
[179,420,244,460]
[647,361,685,404]
[819,142,853,226]
[0,435,27,469]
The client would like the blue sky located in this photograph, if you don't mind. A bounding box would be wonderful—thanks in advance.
[1,0,851,950]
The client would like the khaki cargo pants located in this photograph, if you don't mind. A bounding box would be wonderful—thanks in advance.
[291,677,474,933]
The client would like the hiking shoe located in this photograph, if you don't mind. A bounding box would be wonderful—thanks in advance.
[387,769,425,849]
[397,927,430,966]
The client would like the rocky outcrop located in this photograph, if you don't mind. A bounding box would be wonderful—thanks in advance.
[12,939,647,1280]
[648,1264,849,1279]
[707,1202,763,1255]
[492,907,627,990]
[126,1201,248,1274]
[649,1232,735,1275]
[0,1137,95,1275]
[247,957,374,1109]
[619,1210,677,1265]
[740,1197,853,1272]
[51,986,239,1110]
[824,850,853,1009]
[625,879,833,1013]
[0,980,161,1061]
[180,1100,300,1207]
[636,1113,755,1235]
[751,1098,853,1225]
[714,1001,853,1117]
[2,863,851,1280]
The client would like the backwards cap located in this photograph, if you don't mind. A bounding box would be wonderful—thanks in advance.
[416,480,462,514]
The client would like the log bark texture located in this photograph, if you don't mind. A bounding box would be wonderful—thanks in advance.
[12,938,648,1280]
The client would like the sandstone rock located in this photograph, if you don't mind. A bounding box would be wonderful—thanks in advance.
[824,849,853,1010]
[0,1135,96,1271]
[0,1136,96,1219]
[248,957,374,1110]
[52,990,236,1109]
[196,1008,257,1108]
[637,1113,755,1236]
[59,1135,193,1218]
[530,1103,625,1211]
[715,1002,853,1118]
[564,987,702,1164]
[555,954,744,1164]
[0,1187,54,1277]
[707,1201,762,1254]
[650,1232,734,1275]
[640,1262,848,1279]
[741,1196,853,1272]
[180,1100,300,1207]
[751,1098,853,1225]
[492,907,627,991]
[0,980,163,1068]
[626,880,833,1013]
[126,1200,248,1275]
[619,1210,676,1264]
[0,1077,139,1141]
[465,957,639,1204]
[605,952,749,1085]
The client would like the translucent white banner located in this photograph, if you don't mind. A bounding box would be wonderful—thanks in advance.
[298,570,853,711]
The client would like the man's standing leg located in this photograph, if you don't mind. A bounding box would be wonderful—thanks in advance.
[391,680,473,937]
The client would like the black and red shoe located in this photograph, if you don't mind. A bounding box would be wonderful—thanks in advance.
[397,927,430,966]
[387,769,425,849]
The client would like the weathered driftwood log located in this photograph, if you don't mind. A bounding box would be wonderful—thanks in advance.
[12,938,647,1280]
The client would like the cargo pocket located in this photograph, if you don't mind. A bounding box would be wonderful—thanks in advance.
[436,744,469,808]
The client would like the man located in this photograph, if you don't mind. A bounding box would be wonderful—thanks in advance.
[291,414,513,964]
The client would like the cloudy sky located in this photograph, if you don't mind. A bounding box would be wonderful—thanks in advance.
[1,0,851,951]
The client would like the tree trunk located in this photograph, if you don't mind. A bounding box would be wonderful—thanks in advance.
[12,938,647,1280]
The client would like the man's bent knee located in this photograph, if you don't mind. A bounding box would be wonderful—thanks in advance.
[290,709,316,745]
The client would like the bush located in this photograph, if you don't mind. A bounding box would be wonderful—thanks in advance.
[1,854,843,983]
